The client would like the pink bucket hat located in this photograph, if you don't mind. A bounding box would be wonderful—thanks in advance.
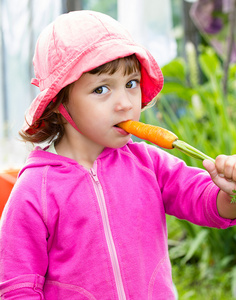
[24,10,164,133]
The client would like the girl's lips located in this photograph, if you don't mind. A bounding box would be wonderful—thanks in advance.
[114,125,129,136]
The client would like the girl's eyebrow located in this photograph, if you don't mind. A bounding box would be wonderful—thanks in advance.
[126,72,141,82]
[90,75,115,85]
[129,71,141,77]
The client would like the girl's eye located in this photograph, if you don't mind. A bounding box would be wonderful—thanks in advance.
[126,80,139,89]
[93,86,109,95]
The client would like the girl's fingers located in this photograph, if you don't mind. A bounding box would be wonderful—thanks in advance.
[233,164,236,182]
[215,155,227,177]
[203,156,236,195]
[215,155,236,181]
[224,156,236,180]
[203,159,218,181]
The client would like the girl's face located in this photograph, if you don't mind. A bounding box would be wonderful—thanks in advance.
[65,60,142,152]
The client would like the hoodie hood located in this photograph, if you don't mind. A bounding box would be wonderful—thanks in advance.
[18,145,120,177]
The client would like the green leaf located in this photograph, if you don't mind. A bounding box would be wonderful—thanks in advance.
[181,229,209,264]
[161,58,186,82]
[230,190,236,204]
[198,48,221,80]
[231,266,236,298]
[160,82,194,101]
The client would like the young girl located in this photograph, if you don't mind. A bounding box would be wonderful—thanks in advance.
[0,10,236,300]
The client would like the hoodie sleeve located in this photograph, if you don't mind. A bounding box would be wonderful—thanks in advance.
[146,144,236,229]
[0,168,48,299]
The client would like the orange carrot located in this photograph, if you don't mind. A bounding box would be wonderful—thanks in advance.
[118,120,178,149]
[118,120,215,163]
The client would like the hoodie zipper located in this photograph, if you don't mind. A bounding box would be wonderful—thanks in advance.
[89,168,126,300]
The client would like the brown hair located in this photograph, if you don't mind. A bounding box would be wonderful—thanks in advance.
[19,85,72,145]
[89,54,140,76]
[19,54,141,145]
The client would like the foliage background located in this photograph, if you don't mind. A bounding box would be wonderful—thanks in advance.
[139,1,236,298]
[1,0,236,299]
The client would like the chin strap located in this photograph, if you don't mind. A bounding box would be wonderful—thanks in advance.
[58,103,81,133]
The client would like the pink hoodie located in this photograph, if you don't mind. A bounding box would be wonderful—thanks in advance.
[1,141,235,299]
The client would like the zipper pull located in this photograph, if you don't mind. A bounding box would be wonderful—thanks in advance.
[90,168,99,183]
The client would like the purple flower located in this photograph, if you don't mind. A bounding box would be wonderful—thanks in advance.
[190,0,223,34]
[190,0,236,63]
[205,17,223,34]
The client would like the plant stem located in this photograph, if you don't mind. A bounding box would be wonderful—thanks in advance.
[173,140,236,204]
[172,140,215,163]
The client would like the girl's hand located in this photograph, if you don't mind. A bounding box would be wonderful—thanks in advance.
[203,155,236,196]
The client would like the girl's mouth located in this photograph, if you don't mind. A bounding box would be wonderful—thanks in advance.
[113,124,129,135]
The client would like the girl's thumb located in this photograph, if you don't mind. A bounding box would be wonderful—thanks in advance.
[203,159,218,181]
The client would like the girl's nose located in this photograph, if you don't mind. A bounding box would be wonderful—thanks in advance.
[114,91,133,112]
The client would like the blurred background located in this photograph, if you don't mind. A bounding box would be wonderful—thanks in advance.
[1,0,236,298]
[0,0,178,168]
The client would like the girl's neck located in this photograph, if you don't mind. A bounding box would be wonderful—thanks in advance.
[55,130,104,169]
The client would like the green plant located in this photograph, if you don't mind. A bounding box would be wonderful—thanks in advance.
[172,261,233,299]
[140,45,236,297]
